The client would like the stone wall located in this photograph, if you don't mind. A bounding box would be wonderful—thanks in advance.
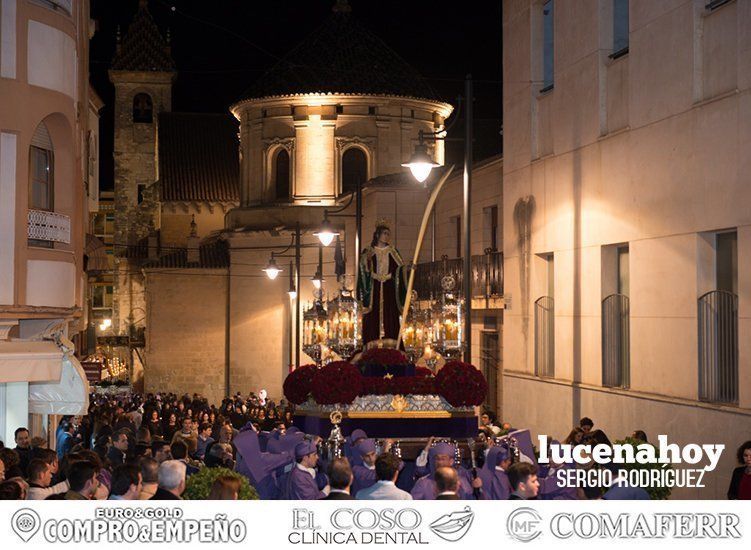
[160,204,232,248]
[110,72,172,333]
[143,269,228,406]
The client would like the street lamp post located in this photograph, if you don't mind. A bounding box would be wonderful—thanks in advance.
[295,223,301,369]
[462,75,473,364]
[402,74,473,363]
[315,179,364,280]
[261,223,325,370]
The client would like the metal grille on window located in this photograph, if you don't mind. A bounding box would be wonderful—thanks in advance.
[480,331,500,413]
[602,294,630,388]
[534,296,554,377]
[698,290,738,404]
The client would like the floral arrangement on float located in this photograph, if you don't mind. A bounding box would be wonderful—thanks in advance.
[283,349,487,410]
[310,361,362,405]
[357,348,415,377]
[435,361,489,407]
[282,364,318,405]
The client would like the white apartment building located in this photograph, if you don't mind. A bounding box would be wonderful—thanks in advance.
[502,0,750,498]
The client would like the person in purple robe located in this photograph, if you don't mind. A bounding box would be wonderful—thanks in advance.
[234,428,292,500]
[344,429,368,467]
[281,440,330,500]
[351,439,378,496]
[267,431,305,455]
[477,445,512,500]
[411,442,483,500]
[538,440,578,500]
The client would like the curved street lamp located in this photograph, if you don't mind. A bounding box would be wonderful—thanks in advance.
[402,75,473,363]
[262,254,282,280]
[313,215,339,247]
[401,140,440,183]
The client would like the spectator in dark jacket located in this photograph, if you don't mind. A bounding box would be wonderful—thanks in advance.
[14,428,31,476]
[728,441,751,500]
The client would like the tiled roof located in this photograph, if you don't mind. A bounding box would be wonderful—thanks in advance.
[158,113,240,203]
[143,238,229,269]
[112,1,175,72]
[237,9,439,102]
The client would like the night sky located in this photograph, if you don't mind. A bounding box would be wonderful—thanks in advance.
[90,0,503,190]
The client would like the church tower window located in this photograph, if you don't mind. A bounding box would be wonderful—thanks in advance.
[133,93,153,123]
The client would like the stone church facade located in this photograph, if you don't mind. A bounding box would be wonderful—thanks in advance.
[109,2,240,389]
[111,2,453,402]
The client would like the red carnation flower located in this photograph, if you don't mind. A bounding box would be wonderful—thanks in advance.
[359,348,409,366]
[311,361,363,405]
[283,364,318,405]
[435,361,488,407]
[358,375,437,397]
[414,366,434,378]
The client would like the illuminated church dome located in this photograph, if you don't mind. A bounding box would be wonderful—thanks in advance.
[229,0,452,210]
[237,1,439,102]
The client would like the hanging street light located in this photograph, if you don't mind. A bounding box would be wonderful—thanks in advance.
[314,215,339,246]
[263,254,282,280]
[402,136,440,183]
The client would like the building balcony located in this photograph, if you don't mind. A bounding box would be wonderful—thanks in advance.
[27,209,71,244]
[413,250,504,309]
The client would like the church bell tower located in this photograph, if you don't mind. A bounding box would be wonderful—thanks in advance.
[109,0,175,334]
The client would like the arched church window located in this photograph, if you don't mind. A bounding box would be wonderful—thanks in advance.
[133,93,153,123]
[274,148,290,200]
[342,147,367,195]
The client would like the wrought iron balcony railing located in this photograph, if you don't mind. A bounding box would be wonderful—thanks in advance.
[412,251,503,300]
[27,209,71,244]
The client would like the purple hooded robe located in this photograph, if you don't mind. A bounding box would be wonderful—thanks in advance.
[410,443,481,500]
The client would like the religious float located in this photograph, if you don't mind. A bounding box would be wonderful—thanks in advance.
[286,349,487,439]
[289,185,489,441]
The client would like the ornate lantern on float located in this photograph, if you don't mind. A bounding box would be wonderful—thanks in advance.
[434,273,464,359]
[402,290,431,362]
[302,295,329,365]
[327,280,360,359]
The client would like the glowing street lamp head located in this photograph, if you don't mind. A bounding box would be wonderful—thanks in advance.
[263,256,282,280]
[402,142,440,183]
[314,217,339,247]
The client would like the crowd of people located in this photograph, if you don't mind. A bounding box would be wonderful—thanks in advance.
[0,391,748,501]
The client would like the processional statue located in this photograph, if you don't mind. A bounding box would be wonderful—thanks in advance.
[357,219,408,347]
